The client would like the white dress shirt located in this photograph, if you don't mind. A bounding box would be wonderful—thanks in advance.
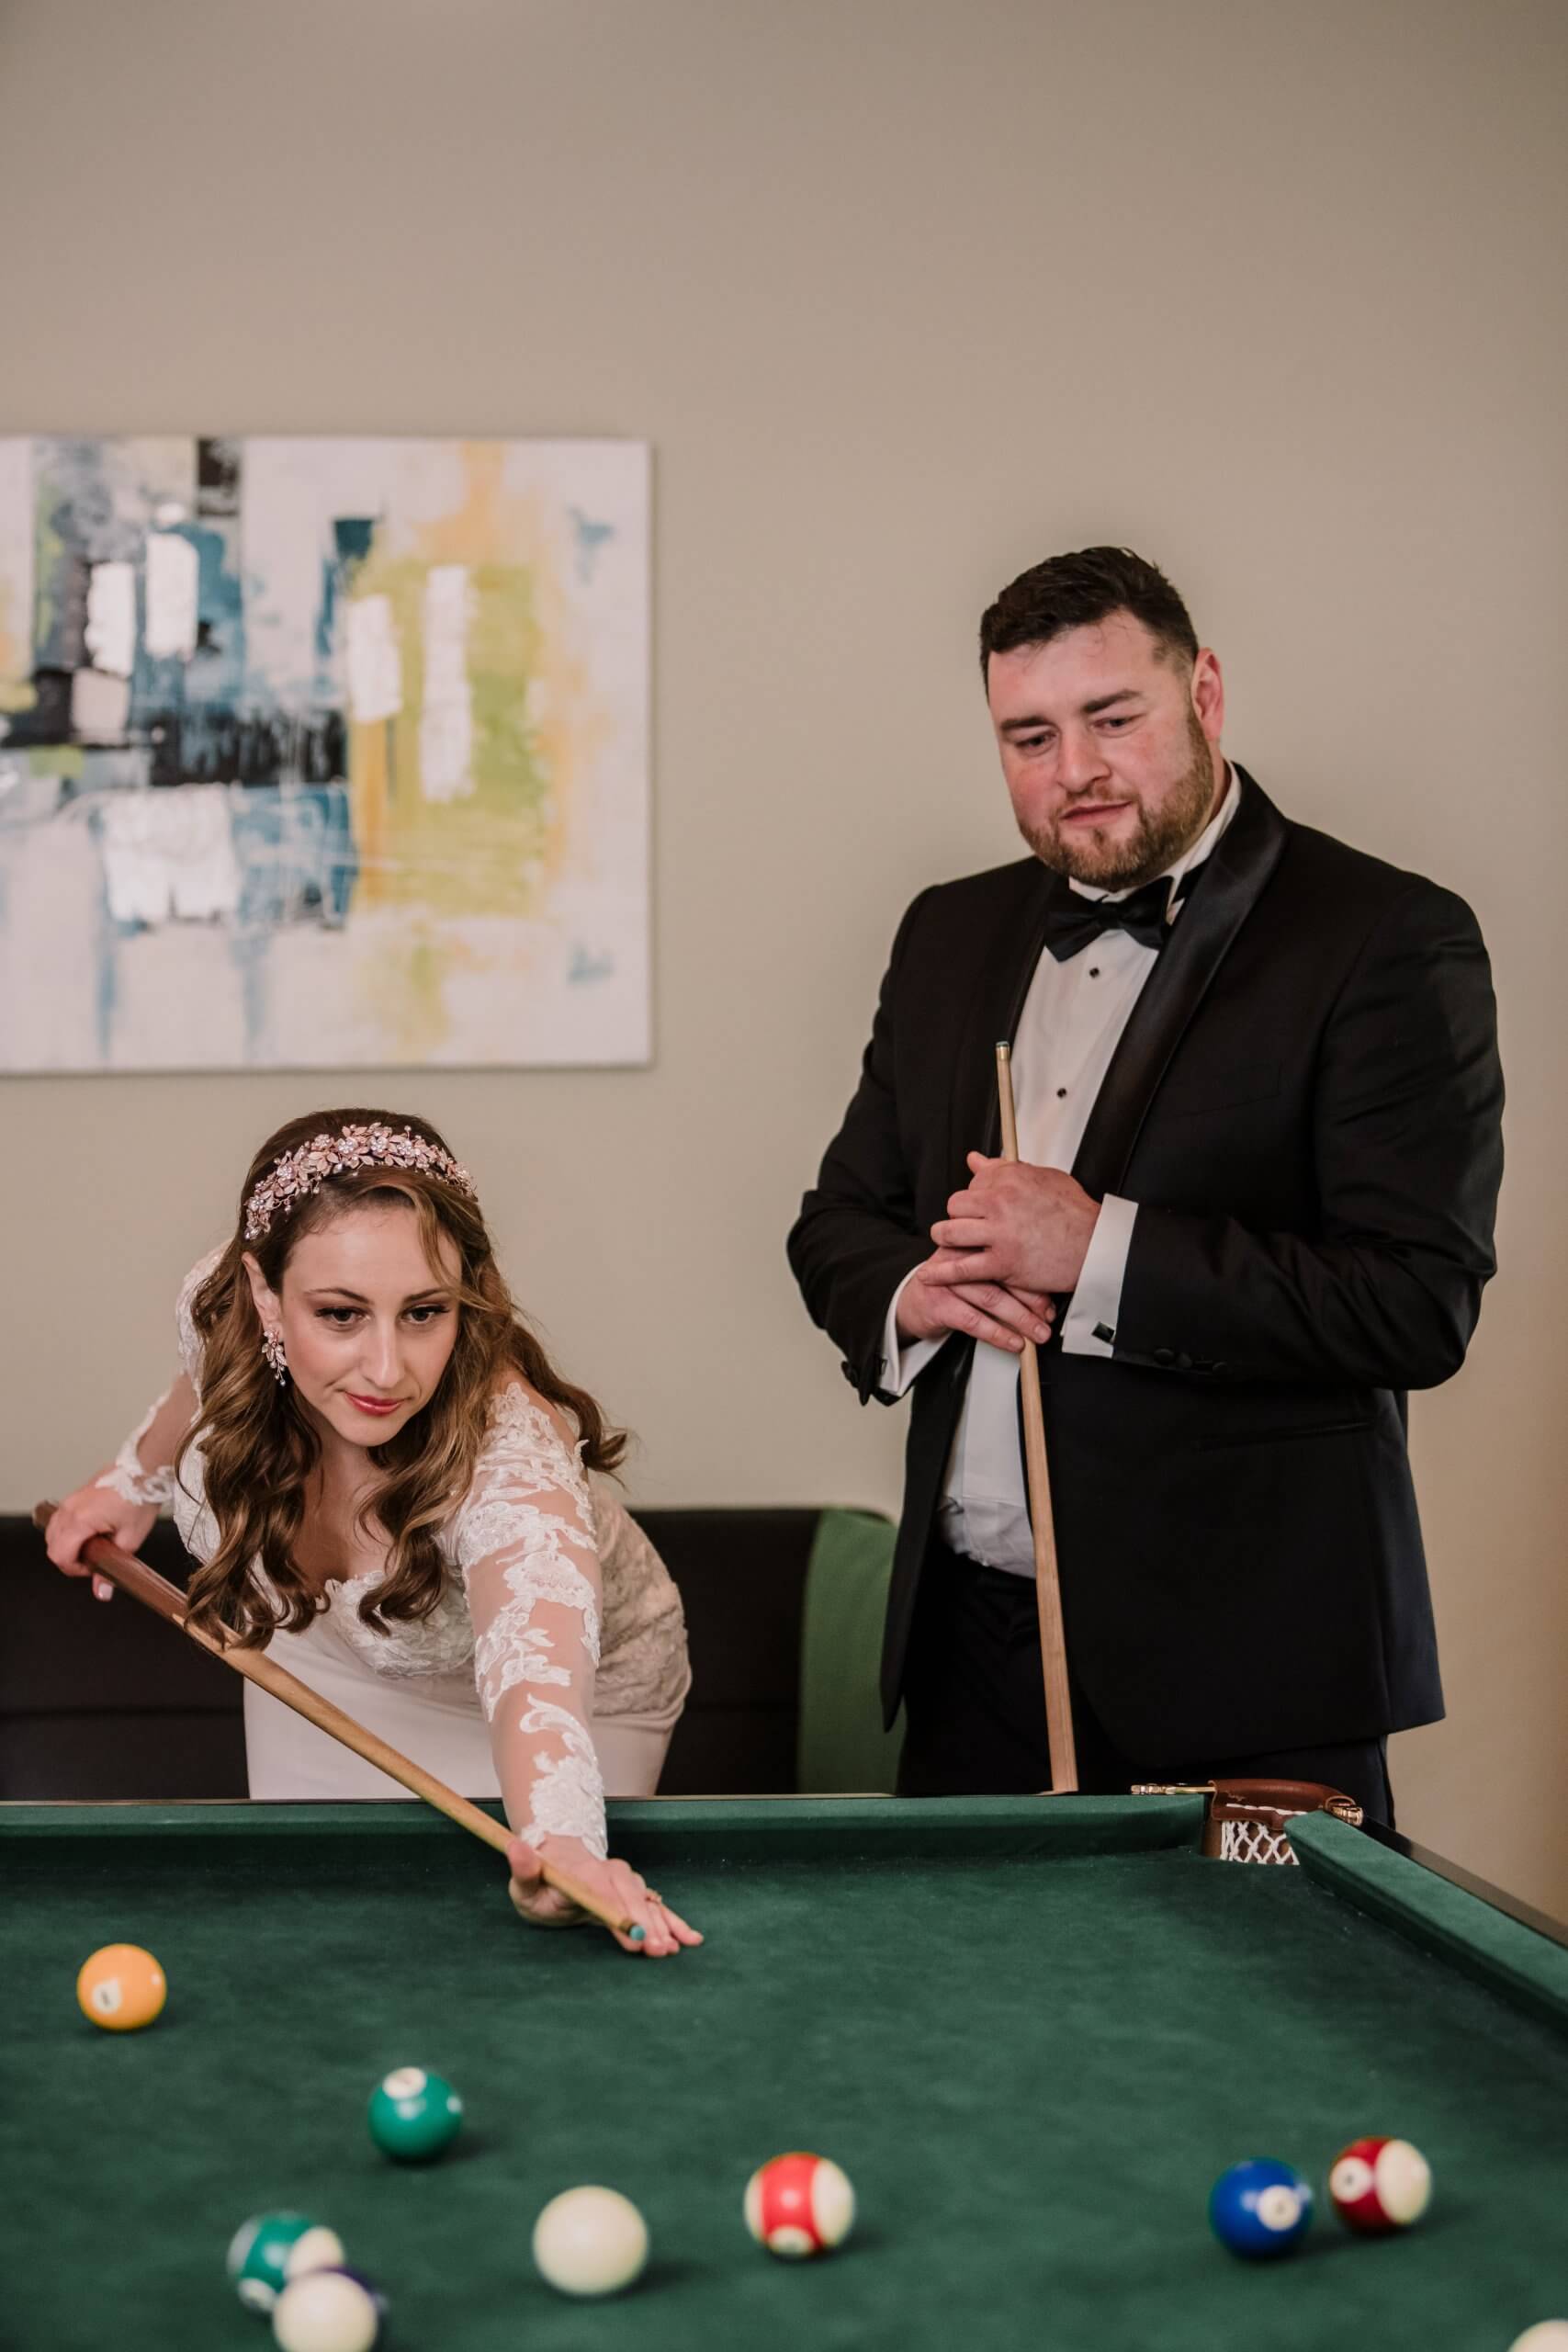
[882,767,1242,1575]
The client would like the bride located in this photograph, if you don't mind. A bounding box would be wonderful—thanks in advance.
[45,1108,698,1958]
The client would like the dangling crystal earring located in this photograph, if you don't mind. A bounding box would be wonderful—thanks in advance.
[261,1327,288,1385]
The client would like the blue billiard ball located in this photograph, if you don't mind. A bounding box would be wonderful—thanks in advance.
[1208,2158,1314,2258]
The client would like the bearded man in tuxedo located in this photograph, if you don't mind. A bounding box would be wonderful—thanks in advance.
[787,547,1503,1824]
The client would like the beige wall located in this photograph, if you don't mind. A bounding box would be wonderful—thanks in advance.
[3,1,1564,1903]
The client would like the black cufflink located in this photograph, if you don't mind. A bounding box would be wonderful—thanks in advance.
[1092,1323,1115,1345]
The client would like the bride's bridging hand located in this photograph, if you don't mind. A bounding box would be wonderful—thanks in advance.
[42,1485,159,1600]
[506,1833,703,1958]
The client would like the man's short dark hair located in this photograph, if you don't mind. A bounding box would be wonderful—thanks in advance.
[978,547,1199,681]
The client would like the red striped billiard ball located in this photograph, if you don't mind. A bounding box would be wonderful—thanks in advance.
[744,2153,855,2259]
[1328,2137,1432,2233]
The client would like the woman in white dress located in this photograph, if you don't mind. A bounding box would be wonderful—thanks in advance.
[45,1107,697,1958]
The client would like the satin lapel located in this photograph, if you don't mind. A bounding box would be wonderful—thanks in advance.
[1071,770,1290,1199]
[947,860,1055,1183]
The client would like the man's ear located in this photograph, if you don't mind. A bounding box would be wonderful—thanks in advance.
[1191,647,1225,741]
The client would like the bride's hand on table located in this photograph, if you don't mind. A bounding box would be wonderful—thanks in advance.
[506,1833,703,1957]
[43,1485,159,1600]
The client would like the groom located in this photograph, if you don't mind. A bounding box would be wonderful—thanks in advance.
[787,547,1503,1823]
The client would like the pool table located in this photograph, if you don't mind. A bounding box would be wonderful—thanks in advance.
[6,1794,1568,2351]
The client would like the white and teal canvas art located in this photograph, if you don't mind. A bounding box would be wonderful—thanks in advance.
[0,436,649,1070]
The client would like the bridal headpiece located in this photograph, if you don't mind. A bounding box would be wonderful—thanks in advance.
[244,1123,478,1242]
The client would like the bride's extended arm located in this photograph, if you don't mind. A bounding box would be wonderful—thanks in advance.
[453,1391,700,1958]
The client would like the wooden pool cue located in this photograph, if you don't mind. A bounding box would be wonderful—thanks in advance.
[993,1043,1079,1793]
[31,1503,642,1941]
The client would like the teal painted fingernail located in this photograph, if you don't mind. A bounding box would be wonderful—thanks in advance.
[629,1924,646,1943]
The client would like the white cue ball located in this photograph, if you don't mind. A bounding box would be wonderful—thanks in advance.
[271,2270,379,2352]
[531,2186,649,2297]
[1509,2332,1568,2352]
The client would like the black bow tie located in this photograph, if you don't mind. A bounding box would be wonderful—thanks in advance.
[1041,868,1197,961]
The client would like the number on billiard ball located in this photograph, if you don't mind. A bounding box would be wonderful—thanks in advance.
[76,1943,165,2031]
[744,2153,856,2258]
[367,2065,463,2162]
[1327,2136,1432,2233]
[1208,2159,1314,2258]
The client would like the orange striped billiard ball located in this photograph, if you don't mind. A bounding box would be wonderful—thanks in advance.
[76,1944,166,2031]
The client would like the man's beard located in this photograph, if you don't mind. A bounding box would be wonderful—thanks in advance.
[1020,707,1220,889]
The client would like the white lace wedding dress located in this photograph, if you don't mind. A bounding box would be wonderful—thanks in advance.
[102,1253,690,1858]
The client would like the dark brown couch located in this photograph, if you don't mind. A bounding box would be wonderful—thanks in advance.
[0,1509,839,1801]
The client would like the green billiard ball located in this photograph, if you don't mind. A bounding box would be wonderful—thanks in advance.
[226,2211,319,2312]
[367,2065,464,2162]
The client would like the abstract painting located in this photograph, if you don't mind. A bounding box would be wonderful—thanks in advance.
[0,436,649,1069]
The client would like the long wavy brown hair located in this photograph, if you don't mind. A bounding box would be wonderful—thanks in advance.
[178,1108,624,1648]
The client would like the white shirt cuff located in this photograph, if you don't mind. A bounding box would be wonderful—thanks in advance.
[1060,1194,1138,1358]
[881,1266,948,1396]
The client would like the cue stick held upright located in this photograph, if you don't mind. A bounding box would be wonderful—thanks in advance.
[993,1042,1079,1793]
[31,1503,643,1941]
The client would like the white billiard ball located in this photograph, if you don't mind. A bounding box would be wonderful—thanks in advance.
[270,2267,382,2352]
[531,2186,649,2297]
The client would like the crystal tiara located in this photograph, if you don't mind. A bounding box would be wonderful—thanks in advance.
[243,1123,478,1242]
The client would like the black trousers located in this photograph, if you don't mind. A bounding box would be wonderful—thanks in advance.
[897,1541,1395,1826]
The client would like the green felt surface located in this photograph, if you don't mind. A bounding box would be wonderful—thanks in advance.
[1292,1812,1568,2033]
[6,1798,1568,2351]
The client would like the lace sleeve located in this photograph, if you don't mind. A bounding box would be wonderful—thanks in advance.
[93,1249,220,1509]
[95,1392,182,1508]
[448,1385,608,1860]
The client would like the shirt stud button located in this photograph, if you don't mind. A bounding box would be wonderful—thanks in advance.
[1089,966,1100,978]
[1055,1087,1067,1098]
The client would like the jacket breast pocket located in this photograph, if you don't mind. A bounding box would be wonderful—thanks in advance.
[1195,1416,1373,1453]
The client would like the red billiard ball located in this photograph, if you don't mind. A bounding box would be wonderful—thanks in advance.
[1328,2136,1432,2233]
[743,2153,855,2259]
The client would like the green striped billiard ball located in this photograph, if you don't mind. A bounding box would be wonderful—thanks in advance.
[226,2212,331,2312]
[367,2065,464,2162]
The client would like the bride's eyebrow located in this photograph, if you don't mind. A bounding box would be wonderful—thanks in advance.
[303,1285,455,1305]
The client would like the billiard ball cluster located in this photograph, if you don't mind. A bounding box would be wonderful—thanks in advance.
[225,2215,382,2352]
[220,2061,854,2337]
[1208,2134,1433,2259]
[1206,2147,1568,2346]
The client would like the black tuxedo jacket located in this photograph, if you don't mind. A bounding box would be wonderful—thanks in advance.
[787,772,1504,1757]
